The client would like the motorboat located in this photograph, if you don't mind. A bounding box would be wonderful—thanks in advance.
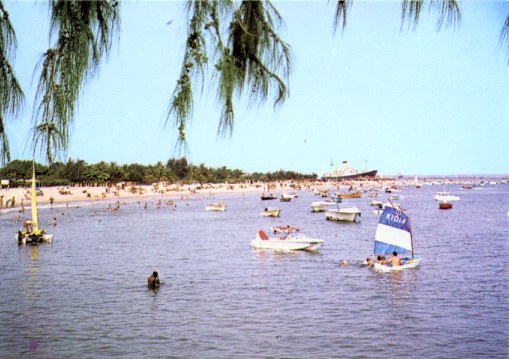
[251,230,324,251]
[260,193,277,200]
[310,200,336,212]
[282,192,298,199]
[339,192,362,199]
[325,206,361,222]
[367,190,378,197]
[261,207,281,217]
[434,192,460,202]
[205,202,226,211]
[372,201,401,215]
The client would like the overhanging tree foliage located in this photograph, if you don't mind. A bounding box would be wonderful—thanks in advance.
[0,0,507,165]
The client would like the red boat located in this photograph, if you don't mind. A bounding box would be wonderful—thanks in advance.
[439,202,453,209]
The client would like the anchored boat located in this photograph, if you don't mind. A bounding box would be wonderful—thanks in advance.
[251,229,324,251]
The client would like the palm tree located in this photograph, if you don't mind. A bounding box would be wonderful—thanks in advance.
[30,122,66,166]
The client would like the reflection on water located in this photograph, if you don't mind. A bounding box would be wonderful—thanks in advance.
[0,185,508,358]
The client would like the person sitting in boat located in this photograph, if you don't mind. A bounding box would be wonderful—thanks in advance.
[376,255,389,265]
[148,271,160,289]
[23,220,33,234]
[391,251,402,267]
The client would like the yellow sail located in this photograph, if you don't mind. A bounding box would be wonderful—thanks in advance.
[31,161,39,231]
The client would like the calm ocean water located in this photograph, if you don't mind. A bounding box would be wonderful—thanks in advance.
[0,184,508,358]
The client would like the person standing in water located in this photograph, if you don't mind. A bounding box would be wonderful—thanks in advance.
[148,271,160,289]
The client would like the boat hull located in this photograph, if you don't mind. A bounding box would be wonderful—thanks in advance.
[325,208,361,222]
[261,209,281,217]
[434,193,460,201]
[251,239,323,251]
[205,204,226,211]
[17,233,53,245]
[251,233,324,251]
[373,256,422,272]
[339,192,362,199]
[439,202,453,209]
[322,169,378,180]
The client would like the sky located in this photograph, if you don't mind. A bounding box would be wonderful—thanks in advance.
[4,0,509,176]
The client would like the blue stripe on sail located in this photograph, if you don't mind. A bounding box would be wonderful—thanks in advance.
[378,206,411,233]
[374,241,410,255]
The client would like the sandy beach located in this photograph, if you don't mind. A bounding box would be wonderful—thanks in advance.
[0,180,329,211]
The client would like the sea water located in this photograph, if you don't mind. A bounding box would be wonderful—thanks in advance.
[0,184,508,358]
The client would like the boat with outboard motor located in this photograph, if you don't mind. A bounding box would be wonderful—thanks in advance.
[205,202,226,211]
[251,229,324,251]
[434,192,460,202]
[324,206,361,222]
[261,207,281,217]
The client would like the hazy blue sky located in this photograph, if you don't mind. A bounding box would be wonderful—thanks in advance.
[5,0,509,176]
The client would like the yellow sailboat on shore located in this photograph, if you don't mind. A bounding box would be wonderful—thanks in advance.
[16,161,53,245]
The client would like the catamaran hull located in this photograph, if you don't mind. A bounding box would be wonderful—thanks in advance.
[17,234,53,245]
[374,256,422,272]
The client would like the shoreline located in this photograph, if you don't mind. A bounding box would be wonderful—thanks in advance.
[0,177,505,212]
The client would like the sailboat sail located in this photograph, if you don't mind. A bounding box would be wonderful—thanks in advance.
[374,206,412,255]
[31,161,39,232]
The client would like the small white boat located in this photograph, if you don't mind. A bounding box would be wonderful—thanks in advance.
[371,206,422,272]
[251,230,324,251]
[372,201,401,215]
[205,202,226,211]
[310,201,336,212]
[261,207,281,217]
[367,190,378,197]
[434,192,460,202]
[324,206,361,222]
[282,192,298,199]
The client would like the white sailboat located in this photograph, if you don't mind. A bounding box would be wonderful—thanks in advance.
[434,181,460,202]
[16,161,53,244]
[372,205,421,272]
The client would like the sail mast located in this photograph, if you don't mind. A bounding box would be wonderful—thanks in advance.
[408,215,414,257]
[31,160,39,231]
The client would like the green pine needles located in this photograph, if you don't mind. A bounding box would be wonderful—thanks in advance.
[168,0,292,154]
